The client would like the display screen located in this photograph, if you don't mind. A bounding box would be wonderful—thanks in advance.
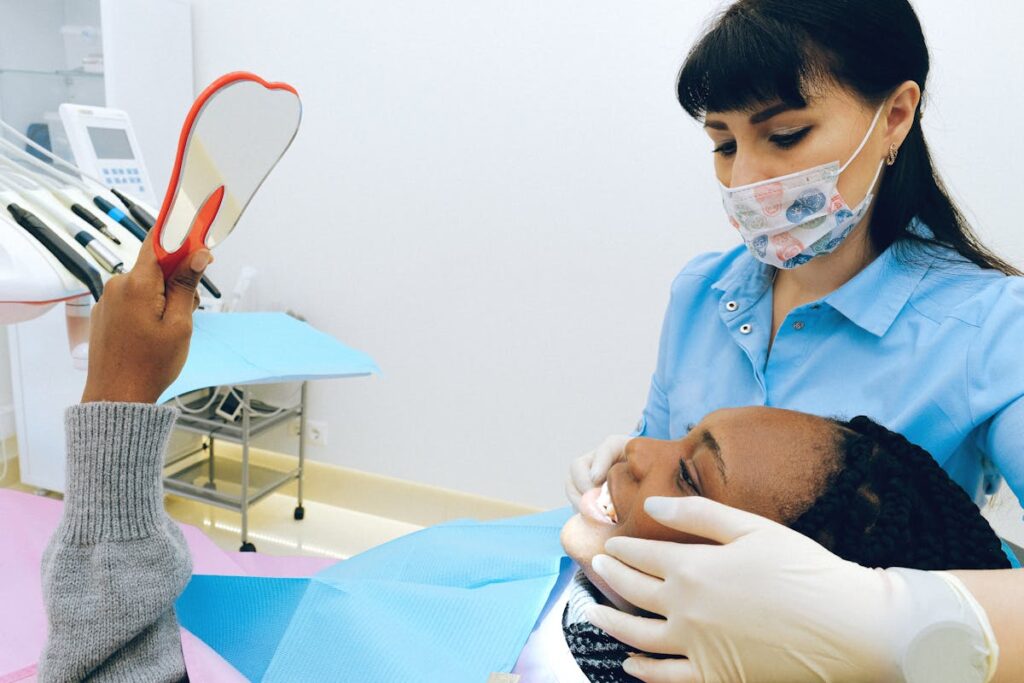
[86,126,134,160]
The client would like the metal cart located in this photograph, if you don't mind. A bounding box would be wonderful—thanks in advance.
[163,382,308,552]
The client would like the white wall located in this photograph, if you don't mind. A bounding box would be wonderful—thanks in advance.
[188,0,1024,509]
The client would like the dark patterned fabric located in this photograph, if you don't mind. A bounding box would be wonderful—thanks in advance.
[560,571,646,683]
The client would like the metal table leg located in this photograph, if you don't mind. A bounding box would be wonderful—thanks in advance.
[294,381,307,520]
[240,386,255,552]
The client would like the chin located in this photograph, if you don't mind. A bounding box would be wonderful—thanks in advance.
[560,513,641,615]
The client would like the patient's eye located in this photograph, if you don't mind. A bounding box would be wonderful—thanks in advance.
[677,459,700,495]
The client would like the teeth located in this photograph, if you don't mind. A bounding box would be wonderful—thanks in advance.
[597,482,618,524]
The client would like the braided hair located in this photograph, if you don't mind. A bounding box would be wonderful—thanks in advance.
[790,416,1010,570]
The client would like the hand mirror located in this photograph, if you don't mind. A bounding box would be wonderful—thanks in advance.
[151,72,301,278]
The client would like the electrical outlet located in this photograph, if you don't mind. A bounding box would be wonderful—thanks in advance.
[307,420,327,446]
[288,419,301,437]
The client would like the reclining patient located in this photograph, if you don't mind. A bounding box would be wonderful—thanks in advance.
[39,402,1009,681]
[519,406,1011,682]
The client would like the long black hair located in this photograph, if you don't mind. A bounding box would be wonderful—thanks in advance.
[792,416,1011,570]
[676,0,1020,276]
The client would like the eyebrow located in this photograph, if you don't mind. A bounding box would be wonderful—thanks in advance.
[699,429,728,483]
[703,102,803,130]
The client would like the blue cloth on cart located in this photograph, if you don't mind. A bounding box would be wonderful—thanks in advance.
[159,311,380,403]
[175,507,573,682]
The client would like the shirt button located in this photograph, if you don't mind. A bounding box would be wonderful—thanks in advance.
[740,323,752,335]
[793,321,805,331]
[725,301,739,312]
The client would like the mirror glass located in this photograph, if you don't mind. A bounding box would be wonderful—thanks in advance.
[158,77,301,254]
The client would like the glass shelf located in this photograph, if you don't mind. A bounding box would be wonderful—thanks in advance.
[0,67,103,79]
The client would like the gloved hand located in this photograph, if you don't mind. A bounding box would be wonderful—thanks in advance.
[566,434,633,510]
[587,496,999,683]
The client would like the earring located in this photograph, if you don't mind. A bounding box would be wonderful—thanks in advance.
[886,143,899,166]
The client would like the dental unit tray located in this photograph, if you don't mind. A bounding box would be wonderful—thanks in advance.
[161,311,381,551]
[0,118,150,322]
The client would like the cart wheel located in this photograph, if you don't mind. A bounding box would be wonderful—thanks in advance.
[240,542,257,552]
[294,505,305,520]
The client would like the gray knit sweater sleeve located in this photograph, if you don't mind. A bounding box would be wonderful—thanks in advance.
[38,402,192,683]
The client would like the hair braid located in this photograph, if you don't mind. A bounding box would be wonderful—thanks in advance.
[790,416,1010,570]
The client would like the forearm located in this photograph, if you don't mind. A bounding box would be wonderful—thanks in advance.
[952,569,1024,683]
[39,402,191,682]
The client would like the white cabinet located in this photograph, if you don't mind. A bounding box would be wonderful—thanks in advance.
[2,0,194,492]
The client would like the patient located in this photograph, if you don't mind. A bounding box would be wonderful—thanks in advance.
[548,406,1011,682]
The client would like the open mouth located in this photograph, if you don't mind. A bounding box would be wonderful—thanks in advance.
[581,481,619,526]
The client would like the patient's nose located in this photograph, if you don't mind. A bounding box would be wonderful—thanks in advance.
[624,439,658,481]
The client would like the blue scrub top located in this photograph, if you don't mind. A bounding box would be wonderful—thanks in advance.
[637,224,1024,507]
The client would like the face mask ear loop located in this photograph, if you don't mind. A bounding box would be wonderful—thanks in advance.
[837,104,886,175]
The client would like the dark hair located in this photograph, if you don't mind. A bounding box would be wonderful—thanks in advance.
[791,416,1010,570]
[676,0,1021,276]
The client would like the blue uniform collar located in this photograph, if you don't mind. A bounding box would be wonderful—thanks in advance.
[712,222,937,338]
[824,242,934,337]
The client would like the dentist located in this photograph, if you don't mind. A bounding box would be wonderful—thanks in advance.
[567,0,1024,680]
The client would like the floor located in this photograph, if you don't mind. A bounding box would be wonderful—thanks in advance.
[162,491,421,559]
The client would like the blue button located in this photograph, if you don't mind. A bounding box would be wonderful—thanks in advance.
[102,169,109,175]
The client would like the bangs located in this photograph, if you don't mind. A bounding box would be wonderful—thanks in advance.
[677,4,834,119]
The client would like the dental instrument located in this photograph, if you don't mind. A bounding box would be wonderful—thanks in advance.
[2,198,103,301]
[0,156,124,249]
[0,119,224,297]
[150,72,301,280]
[111,187,155,229]
[0,169,123,274]
[109,186,222,298]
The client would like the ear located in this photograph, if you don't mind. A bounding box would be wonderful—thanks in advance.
[885,80,922,150]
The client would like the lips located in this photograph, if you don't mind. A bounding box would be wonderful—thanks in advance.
[581,481,619,526]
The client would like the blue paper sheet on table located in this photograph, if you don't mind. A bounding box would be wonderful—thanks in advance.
[159,312,380,403]
[175,507,573,682]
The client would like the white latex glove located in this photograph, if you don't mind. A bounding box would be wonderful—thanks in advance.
[587,496,999,683]
[566,434,633,510]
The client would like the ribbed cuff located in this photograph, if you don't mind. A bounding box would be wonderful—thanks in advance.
[60,402,180,544]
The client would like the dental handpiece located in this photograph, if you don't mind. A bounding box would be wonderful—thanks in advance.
[69,203,122,245]
[0,171,124,274]
[111,188,155,229]
[6,203,104,301]
[93,195,148,241]
[108,189,223,299]
[59,220,124,274]
[37,178,124,246]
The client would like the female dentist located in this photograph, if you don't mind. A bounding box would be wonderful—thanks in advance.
[566,0,1024,681]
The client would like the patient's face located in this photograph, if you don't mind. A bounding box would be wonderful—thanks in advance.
[561,406,840,611]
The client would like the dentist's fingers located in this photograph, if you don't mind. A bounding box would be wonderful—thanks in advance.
[591,554,664,614]
[586,604,677,656]
[623,655,703,683]
[643,496,783,545]
[603,536,692,579]
[590,434,632,482]
[569,450,595,507]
